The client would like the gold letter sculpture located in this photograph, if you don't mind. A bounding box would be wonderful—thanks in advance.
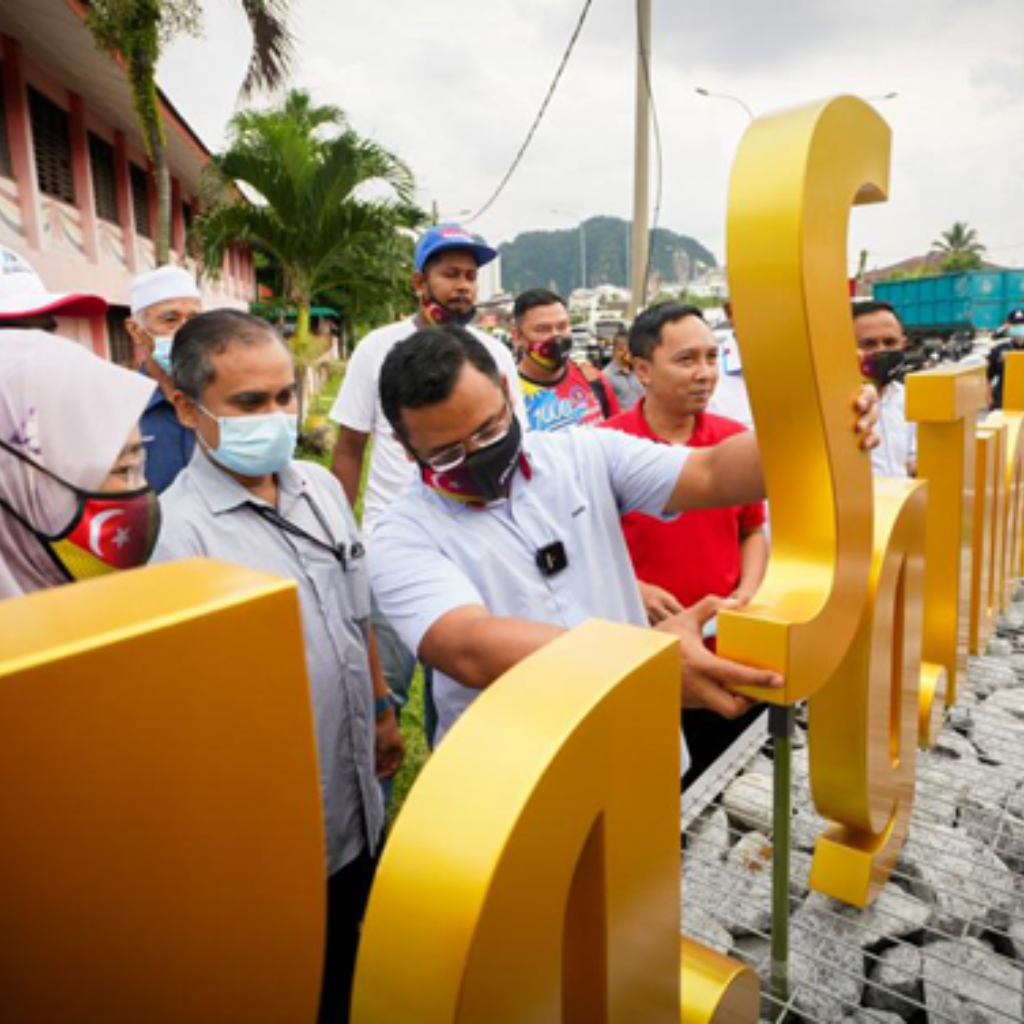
[351,621,758,1023]
[0,561,326,1023]
[721,95,888,702]
[808,477,927,905]
[906,366,987,706]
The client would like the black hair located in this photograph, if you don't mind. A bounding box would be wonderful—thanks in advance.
[171,309,284,399]
[513,288,566,323]
[852,300,903,329]
[628,302,705,360]
[380,325,501,440]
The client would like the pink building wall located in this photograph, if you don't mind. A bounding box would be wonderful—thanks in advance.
[0,33,254,361]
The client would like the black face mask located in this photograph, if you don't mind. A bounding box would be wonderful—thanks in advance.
[420,416,523,505]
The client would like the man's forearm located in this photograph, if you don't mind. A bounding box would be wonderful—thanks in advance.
[331,428,368,507]
[737,529,769,599]
[421,608,566,690]
[669,431,766,512]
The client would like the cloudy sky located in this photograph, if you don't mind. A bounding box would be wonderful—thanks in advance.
[160,0,1024,275]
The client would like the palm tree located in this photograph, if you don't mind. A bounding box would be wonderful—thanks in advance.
[190,90,424,419]
[85,0,294,265]
[930,221,986,273]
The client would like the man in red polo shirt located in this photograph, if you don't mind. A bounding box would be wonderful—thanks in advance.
[602,301,768,783]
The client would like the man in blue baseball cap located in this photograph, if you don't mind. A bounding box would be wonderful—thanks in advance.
[329,223,524,748]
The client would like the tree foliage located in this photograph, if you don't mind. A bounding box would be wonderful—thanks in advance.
[190,90,426,414]
[84,0,294,265]
[931,221,986,273]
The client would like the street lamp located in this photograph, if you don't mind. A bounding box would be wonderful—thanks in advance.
[695,86,755,122]
[551,208,587,292]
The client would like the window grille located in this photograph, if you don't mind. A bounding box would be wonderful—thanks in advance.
[29,88,74,204]
[88,134,119,224]
[130,163,151,238]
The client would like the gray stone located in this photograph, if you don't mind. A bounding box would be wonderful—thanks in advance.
[1009,918,1024,962]
[687,807,731,865]
[987,636,1015,658]
[730,933,769,970]
[682,904,732,955]
[718,831,775,937]
[844,1011,906,1024]
[864,942,923,1017]
[912,760,965,828]
[960,797,1024,873]
[789,897,866,1021]
[931,728,979,762]
[792,805,826,852]
[997,605,1024,632]
[1008,781,1024,820]
[900,826,1020,935]
[921,938,1024,1023]
[721,772,774,833]
[967,656,1019,698]
[743,754,774,778]
[971,704,1024,764]
[985,687,1024,721]
[838,885,933,949]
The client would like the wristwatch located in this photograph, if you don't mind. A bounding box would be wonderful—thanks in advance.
[374,693,395,721]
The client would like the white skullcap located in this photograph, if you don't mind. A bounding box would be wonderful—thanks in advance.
[130,265,200,315]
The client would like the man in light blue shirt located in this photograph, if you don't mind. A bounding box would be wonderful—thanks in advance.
[368,326,792,751]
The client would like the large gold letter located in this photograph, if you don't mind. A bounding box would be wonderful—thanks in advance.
[722,96,889,701]
[351,621,757,1023]
[0,561,326,1022]
[808,478,927,905]
[905,366,986,705]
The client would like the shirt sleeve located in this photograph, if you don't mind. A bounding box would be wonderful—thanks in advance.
[584,429,689,518]
[368,507,486,658]
[329,334,378,430]
[739,499,767,533]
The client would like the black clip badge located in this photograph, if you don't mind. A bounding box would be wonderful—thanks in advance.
[536,541,568,577]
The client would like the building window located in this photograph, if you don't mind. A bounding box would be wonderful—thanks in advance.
[106,308,134,368]
[0,68,13,179]
[29,88,75,204]
[182,200,194,233]
[89,133,119,224]
[130,163,151,237]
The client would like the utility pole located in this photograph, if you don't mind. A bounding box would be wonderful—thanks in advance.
[629,0,651,318]
[579,220,587,291]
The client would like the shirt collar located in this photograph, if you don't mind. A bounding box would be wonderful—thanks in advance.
[185,446,305,516]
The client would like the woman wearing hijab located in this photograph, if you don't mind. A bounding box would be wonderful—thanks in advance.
[0,330,161,601]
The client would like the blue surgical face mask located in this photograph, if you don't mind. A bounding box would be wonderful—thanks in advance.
[198,405,298,477]
[151,335,174,374]
[1010,325,1024,342]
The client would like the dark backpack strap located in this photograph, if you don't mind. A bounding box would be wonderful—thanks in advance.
[589,377,612,419]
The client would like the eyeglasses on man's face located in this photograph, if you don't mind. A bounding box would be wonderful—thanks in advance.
[420,399,514,473]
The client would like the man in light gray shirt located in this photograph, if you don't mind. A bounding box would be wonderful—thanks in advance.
[152,309,402,1024]
[605,329,644,411]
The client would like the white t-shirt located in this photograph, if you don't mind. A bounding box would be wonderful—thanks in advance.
[871,382,917,478]
[330,318,525,535]
[367,427,690,746]
[709,330,754,429]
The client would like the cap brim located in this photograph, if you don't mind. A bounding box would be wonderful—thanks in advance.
[0,293,108,318]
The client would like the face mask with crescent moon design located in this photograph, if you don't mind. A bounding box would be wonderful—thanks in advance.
[0,439,161,582]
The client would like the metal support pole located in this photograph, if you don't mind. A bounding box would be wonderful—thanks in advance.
[769,704,795,1008]
[579,220,587,291]
[628,0,651,318]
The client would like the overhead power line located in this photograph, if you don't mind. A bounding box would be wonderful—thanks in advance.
[464,0,594,225]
